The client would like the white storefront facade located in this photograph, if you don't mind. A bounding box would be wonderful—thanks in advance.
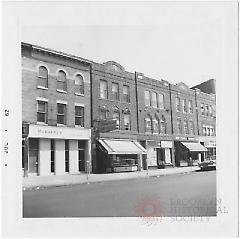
[24,124,91,177]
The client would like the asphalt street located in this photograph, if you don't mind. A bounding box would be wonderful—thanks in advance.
[23,170,216,217]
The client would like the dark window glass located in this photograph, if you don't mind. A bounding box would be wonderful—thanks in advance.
[75,106,84,127]
[57,103,66,125]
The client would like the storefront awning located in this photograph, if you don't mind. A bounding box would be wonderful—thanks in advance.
[98,139,147,155]
[181,142,208,152]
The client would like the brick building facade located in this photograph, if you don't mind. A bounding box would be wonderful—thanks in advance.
[22,42,216,176]
[22,43,92,177]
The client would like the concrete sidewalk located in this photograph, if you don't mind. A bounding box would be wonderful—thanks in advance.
[23,166,200,190]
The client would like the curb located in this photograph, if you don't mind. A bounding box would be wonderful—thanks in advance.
[23,168,200,191]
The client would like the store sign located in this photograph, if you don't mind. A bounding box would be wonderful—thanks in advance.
[29,124,91,139]
[160,141,173,148]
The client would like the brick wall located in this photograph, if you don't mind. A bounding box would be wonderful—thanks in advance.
[22,52,91,129]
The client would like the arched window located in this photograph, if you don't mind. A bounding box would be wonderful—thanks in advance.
[145,114,152,133]
[183,119,188,135]
[75,74,84,95]
[99,105,108,120]
[57,70,67,92]
[123,108,131,130]
[152,115,159,133]
[160,116,166,134]
[38,66,48,88]
[112,106,120,129]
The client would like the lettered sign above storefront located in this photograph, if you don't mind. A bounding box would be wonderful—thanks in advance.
[160,141,173,148]
[29,124,91,139]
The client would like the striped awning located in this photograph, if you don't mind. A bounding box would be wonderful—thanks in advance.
[98,139,147,155]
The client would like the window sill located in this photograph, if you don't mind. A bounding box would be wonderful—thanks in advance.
[37,86,48,90]
[75,93,84,97]
[57,89,67,94]
[36,122,48,126]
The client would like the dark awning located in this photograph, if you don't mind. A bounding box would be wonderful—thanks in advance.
[181,142,208,152]
[98,139,147,155]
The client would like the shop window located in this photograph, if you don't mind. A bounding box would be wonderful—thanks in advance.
[37,100,47,123]
[65,140,69,173]
[201,103,205,115]
[100,80,108,99]
[183,99,187,113]
[177,118,182,134]
[183,119,188,135]
[50,139,55,173]
[38,66,48,88]
[123,109,131,130]
[189,100,193,114]
[160,116,166,134]
[75,106,84,127]
[151,92,157,108]
[112,106,120,129]
[176,97,180,112]
[145,115,152,133]
[75,74,84,95]
[145,90,151,107]
[152,116,159,133]
[189,120,194,135]
[158,93,164,109]
[57,70,67,92]
[123,85,130,102]
[112,83,119,100]
[57,103,66,125]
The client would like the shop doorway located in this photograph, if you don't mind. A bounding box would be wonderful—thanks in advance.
[157,148,165,168]
[78,140,85,172]
[28,138,39,175]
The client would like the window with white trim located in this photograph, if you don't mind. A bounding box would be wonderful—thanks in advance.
[75,106,84,127]
[183,119,188,135]
[189,100,193,114]
[183,99,187,113]
[57,70,67,92]
[123,109,131,130]
[112,83,119,100]
[145,90,151,107]
[189,120,194,135]
[158,94,164,109]
[57,103,66,125]
[112,107,120,129]
[151,92,157,108]
[177,118,182,134]
[100,80,108,99]
[38,66,48,88]
[145,115,152,133]
[160,116,166,134]
[75,74,84,95]
[123,85,130,102]
[176,97,180,112]
[37,100,47,123]
[152,116,159,133]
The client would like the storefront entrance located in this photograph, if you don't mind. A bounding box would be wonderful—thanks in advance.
[28,138,39,175]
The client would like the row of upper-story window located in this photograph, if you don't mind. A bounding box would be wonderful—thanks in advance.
[202,125,215,136]
[37,99,84,127]
[144,115,167,134]
[99,80,130,103]
[37,66,85,95]
[144,90,164,109]
[175,97,194,114]
[176,118,195,135]
[200,103,214,117]
[99,106,131,131]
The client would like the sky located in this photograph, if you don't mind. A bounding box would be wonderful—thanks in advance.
[18,1,236,87]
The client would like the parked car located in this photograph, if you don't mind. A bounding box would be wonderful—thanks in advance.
[198,160,216,171]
